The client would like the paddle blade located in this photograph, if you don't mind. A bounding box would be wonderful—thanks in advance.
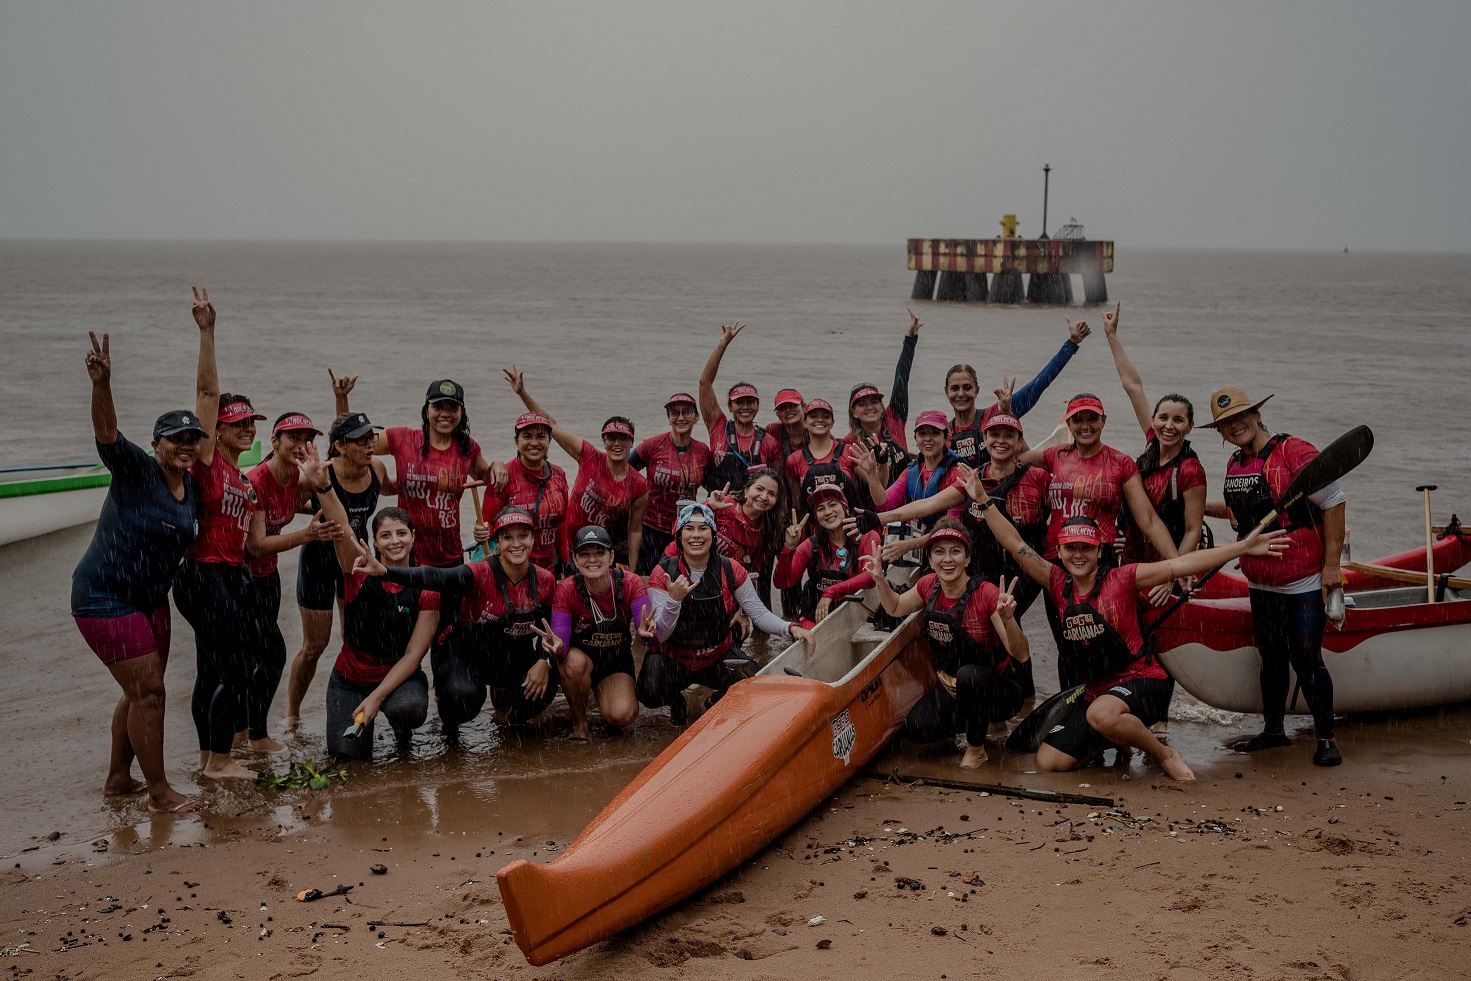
[1264,425,1374,523]
[1005,685,1085,753]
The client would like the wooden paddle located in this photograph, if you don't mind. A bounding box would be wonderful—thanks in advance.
[1342,561,1471,592]
[1416,484,1437,603]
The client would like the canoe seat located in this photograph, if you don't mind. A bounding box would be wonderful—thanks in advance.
[849,624,892,645]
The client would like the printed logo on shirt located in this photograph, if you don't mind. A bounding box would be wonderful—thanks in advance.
[926,620,954,645]
[1108,685,1133,697]
[1223,475,1259,495]
[830,709,857,766]
[1063,611,1106,642]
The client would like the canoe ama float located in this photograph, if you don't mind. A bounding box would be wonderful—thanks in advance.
[1153,584,1471,714]
[496,591,933,966]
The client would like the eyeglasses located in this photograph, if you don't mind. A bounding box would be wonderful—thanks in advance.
[667,407,697,419]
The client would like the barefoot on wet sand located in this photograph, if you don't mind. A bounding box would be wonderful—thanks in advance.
[281,715,301,730]
[1161,748,1196,781]
[248,736,286,753]
[147,793,200,815]
[202,754,257,780]
[960,744,988,769]
[103,776,147,796]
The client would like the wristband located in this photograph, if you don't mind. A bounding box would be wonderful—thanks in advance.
[315,484,332,493]
[971,495,996,512]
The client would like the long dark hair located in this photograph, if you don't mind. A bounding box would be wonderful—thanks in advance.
[734,467,789,559]
[1138,394,1196,471]
[370,506,415,562]
[419,401,474,458]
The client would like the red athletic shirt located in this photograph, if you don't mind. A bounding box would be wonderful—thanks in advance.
[773,530,881,597]
[784,442,844,496]
[1128,432,1208,563]
[715,504,770,572]
[384,427,483,567]
[914,573,1004,652]
[646,557,750,669]
[552,572,649,634]
[709,413,784,474]
[246,460,301,578]
[631,434,712,534]
[1227,435,1327,587]
[979,463,1051,526]
[458,561,556,626]
[184,452,253,566]
[765,420,807,461]
[335,573,441,687]
[485,458,570,570]
[1041,444,1140,557]
[1045,564,1167,700]
[568,440,648,540]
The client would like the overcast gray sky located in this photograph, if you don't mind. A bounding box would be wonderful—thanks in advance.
[2,1,1466,250]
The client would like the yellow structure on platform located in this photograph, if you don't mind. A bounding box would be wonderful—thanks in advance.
[998,214,1019,239]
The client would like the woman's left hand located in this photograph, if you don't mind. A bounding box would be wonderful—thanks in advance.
[529,618,566,660]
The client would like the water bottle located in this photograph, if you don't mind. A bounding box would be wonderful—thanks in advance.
[1339,527,1352,565]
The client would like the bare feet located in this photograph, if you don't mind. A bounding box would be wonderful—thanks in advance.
[281,715,301,730]
[960,744,989,769]
[103,776,147,796]
[147,792,200,815]
[248,736,286,753]
[1160,748,1196,781]
[569,722,591,743]
[202,753,257,780]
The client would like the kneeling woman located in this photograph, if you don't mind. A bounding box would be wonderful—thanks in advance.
[552,526,655,741]
[641,503,814,722]
[366,506,558,735]
[323,500,439,760]
[862,519,1029,768]
[773,484,881,623]
[976,498,1289,780]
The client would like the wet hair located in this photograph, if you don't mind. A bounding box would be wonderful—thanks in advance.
[944,364,979,391]
[419,400,474,459]
[370,506,415,561]
[734,467,790,559]
[847,382,883,440]
[926,516,972,554]
[727,383,758,402]
[601,415,635,438]
[326,412,353,459]
[1152,394,1195,424]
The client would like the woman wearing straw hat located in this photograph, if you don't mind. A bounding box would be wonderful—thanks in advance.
[1204,387,1345,767]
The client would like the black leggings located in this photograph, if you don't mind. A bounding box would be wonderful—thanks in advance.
[636,650,758,708]
[905,666,1027,746]
[1248,587,1334,739]
[325,668,429,760]
[245,571,288,740]
[175,559,258,755]
[636,526,675,576]
[429,630,559,728]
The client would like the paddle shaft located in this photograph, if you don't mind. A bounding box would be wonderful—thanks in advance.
[861,770,1114,807]
[1418,485,1437,604]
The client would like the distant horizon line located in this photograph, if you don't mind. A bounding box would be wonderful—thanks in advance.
[1,237,1464,255]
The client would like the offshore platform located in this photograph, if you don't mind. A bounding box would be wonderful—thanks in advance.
[908,164,1112,305]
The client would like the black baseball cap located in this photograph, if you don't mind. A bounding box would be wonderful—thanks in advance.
[425,379,465,405]
[153,409,206,441]
[572,525,614,553]
[331,412,380,443]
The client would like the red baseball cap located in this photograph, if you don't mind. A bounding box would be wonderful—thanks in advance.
[728,383,759,401]
[849,384,883,406]
[926,526,972,553]
[664,393,697,409]
[1064,394,1106,420]
[807,483,848,508]
[515,411,553,433]
[218,401,266,425]
[1056,517,1103,547]
[913,409,950,434]
[492,506,535,534]
[774,388,804,408]
[601,419,634,439]
[804,398,834,417]
[273,413,321,436]
[981,409,1023,435]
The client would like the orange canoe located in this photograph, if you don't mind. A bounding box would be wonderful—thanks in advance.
[496,597,932,965]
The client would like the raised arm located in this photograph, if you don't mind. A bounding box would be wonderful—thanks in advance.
[85,332,117,445]
[887,309,922,423]
[962,465,1053,586]
[313,471,363,573]
[329,368,357,416]
[191,287,220,467]
[698,322,744,433]
[503,365,585,462]
[859,554,926,617]
[1009,317,1089,418]
[1134,525,1290,589]
[1101,302,1153,436]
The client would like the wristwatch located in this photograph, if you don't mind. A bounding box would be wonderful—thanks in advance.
[971,494,996,512]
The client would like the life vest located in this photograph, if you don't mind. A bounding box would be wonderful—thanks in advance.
[948,419,989,469]
[799,532,858,622]
[571,569,632,662]
[343,576,423,667]
[451,561,550,672]
[1120,439,1201,549]
[712,419,765,490]
[1223,433,1326,585]
[923,576,1011,686]
[903,451,962,531]
[657,554,738,667]
[962,463,1048,579]
[799,445,860,511]
[1059,568,1146,683]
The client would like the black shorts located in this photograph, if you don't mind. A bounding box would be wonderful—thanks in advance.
[296,541,343,611]
[1041,676,1174,762]
[584,645,636,687]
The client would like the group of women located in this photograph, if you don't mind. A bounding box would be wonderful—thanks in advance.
[72,290,1344,813]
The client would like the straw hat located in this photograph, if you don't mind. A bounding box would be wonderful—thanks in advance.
[1204,387,1274,428]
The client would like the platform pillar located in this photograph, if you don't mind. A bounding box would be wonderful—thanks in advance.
[936,270,968,302]
[911,270,937,301]
[1026,273,1069,304]
[964,272,988,303]
[1082,270,1108,304]
[989,269,1024,304]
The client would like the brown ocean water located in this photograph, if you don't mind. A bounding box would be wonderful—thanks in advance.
[2,242,1469,859]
